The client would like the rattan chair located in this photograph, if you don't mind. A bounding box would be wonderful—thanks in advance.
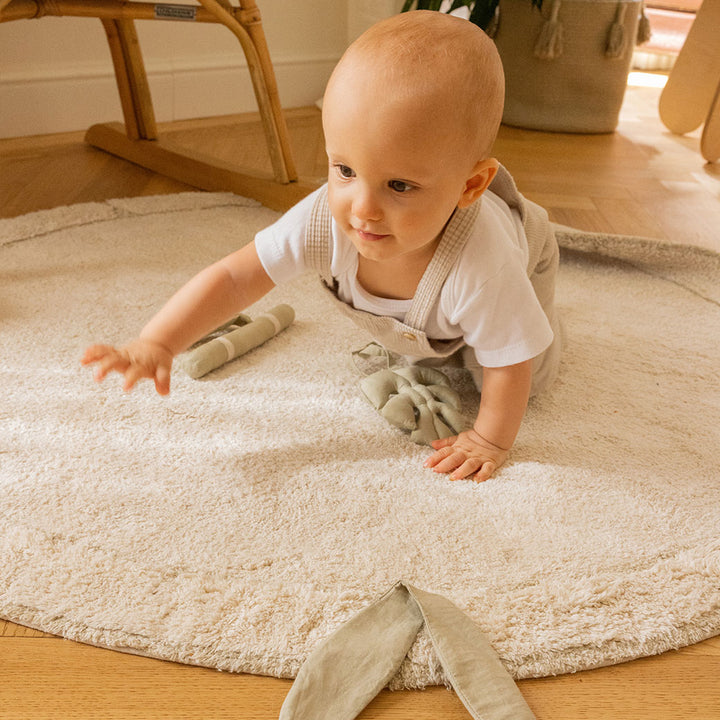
[0,0,315,208]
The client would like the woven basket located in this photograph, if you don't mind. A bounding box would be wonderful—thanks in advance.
[493,0,643,133]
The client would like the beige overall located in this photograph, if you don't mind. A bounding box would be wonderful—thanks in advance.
[304,165,561,395]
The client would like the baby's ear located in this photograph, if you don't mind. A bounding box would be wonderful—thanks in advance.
[457,158,499,208]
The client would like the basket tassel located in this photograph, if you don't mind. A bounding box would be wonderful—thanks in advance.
[534,0,563,60]
[637,0,652,45]
[606,2,628,58]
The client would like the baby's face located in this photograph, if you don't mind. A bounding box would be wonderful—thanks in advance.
[323,66,479,269]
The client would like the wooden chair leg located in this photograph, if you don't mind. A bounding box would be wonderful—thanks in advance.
[195,0,297,184]
[77,0,318,209]
[238,0,298,184]
[101,17,157,141]
[85,121,315,211]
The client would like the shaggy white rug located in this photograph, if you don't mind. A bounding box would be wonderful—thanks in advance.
[1,192,719,687]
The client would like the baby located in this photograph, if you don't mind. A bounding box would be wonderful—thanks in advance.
[82,10,561,482]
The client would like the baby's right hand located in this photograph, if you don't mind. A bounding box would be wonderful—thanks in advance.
[81,338,174,395]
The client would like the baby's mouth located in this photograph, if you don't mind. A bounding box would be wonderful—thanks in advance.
[355,228,390,242]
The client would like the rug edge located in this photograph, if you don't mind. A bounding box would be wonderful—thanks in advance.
[4,600,719,687]
[0,192,259,248]
[553,223,720,264]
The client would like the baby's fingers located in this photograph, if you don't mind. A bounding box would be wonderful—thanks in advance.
[430,434,458,451]
[424,445,465,474]
[95,358,130,384]
[450,457,488,481]
[425,445,497,482]
[153,365,171,396]
[81,344,116,366]
[122,364,147,392]
[471,460,496,483]
[81,345,125,381]
[122,366,170,395]
[424,444,451,469]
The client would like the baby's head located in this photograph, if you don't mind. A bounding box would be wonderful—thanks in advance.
[324,10,504,169]
[322,11,505,265]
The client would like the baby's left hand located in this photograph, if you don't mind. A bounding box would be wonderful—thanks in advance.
[424,429,509,482]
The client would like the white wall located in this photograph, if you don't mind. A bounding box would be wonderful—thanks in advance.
[0,0,403,138]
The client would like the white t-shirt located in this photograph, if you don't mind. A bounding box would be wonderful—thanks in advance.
[255,186,553,368]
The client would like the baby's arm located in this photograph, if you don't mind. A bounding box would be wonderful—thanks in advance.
[424,359,532,482]
[81,242,275,394]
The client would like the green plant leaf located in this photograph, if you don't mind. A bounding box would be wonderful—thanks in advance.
[402,0,448,11]
[401,0,544,31]
[468,0,499,29]
[448,0,474,12]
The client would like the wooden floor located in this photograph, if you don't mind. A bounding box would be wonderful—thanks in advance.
[1,80,720,719]
[2,83,719,253]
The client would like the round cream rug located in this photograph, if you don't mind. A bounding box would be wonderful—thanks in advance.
[1,192,718,686]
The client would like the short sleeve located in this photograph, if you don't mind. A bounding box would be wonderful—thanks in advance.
[439,198,554,368]
[254,186,325,285]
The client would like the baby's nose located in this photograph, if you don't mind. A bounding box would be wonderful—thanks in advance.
[352,189,382,222]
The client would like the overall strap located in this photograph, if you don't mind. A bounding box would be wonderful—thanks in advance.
[405,200,481,330]
[304,185,334,287]
[304,184,481,333]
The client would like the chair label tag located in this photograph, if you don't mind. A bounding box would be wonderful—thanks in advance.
[154,4,197,21]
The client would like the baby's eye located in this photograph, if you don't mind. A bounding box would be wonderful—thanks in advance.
[335,164,355,179]
[388,180,413,193]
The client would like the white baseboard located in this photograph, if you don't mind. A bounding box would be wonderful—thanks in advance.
[0,53,338,138]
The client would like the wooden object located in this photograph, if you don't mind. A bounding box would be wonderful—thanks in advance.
[0,0,314,203]
[659,0,720,162]
[2,618,720,719]
[84,121,315,210]
[700,80,720,162]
